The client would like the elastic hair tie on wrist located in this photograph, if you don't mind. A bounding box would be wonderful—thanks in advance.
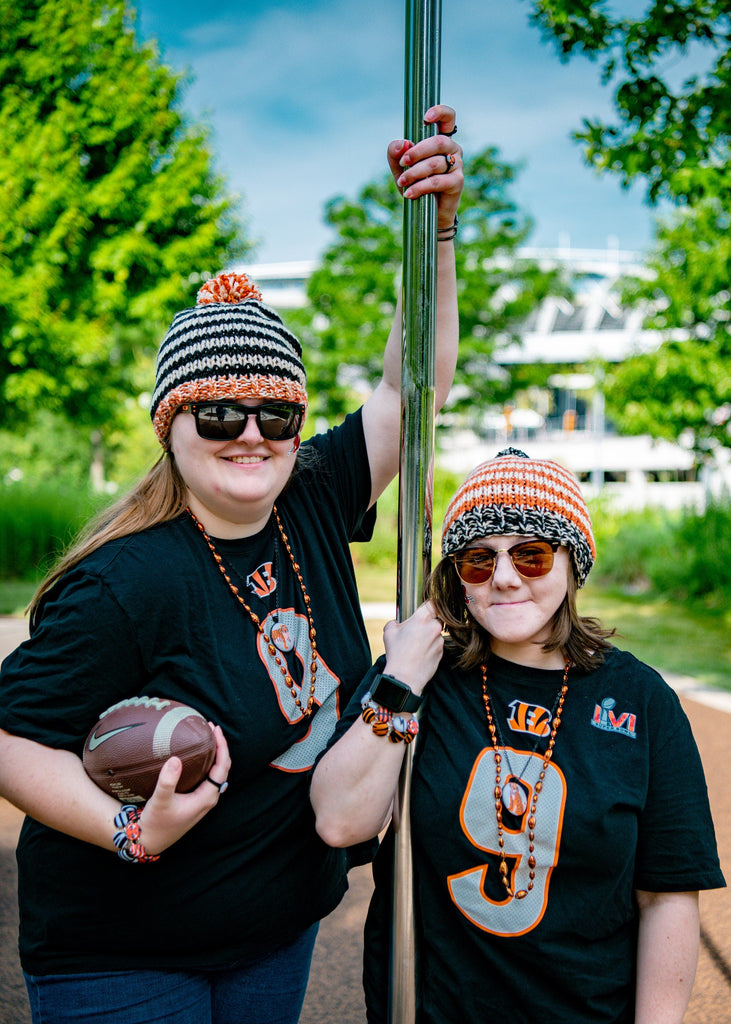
[437,215,458,241]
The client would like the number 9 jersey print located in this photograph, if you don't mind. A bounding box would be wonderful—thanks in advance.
[356,649,724,1024]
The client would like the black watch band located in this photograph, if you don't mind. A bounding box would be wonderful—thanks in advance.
[370,673,423,714]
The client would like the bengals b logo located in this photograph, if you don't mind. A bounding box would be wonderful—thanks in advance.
[247,562,276,598]
[507,699,552,738]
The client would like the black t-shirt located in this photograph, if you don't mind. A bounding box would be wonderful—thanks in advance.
[333,649,725,1024]
[0,410,376,975]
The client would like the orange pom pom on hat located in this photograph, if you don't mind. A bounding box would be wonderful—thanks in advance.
[150,272,308,447]
[441,447,596,587]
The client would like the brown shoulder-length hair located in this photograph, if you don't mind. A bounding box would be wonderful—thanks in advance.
[426,551,615,673]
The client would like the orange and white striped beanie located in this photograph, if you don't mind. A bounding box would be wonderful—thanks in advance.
[441,448,596,586]
[150,272,307,447]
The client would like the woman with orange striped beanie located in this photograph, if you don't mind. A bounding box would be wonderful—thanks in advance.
[313,447,724,1024]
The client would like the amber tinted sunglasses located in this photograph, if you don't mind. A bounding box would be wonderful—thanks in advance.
[451,540,559,585]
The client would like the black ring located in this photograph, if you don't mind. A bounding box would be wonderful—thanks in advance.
[444,125,458,137]
[206,775,229,794]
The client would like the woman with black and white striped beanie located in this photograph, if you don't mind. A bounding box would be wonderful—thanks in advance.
[2,104,463,1024]
[150,272,308,447]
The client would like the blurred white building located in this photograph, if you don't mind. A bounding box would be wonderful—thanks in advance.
[237,248,731,510]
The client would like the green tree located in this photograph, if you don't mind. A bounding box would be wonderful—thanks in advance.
[529,0,731,204]
[602,199,731,452]
[295,148,567,425]
[0,0,247,474]
[530,0,731,453]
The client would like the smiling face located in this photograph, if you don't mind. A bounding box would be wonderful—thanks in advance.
[460,534,571,668]
[169,397,298,538]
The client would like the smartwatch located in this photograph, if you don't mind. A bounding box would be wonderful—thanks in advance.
[370,673,423,714]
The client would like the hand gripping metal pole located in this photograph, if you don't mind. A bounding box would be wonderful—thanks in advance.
[390,2,441,1021]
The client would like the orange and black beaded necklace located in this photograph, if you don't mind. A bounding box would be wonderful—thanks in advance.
[187,506,319,717]
[480,659,570,900]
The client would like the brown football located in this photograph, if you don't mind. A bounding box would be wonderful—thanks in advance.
[83,696,216,803]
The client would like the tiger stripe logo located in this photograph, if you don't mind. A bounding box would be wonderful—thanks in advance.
[506,699,552,738]
[247,562,276,597]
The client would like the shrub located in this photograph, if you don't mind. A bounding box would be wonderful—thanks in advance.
[591,497,731,604]
[353,466,464,569]
[590,500,678,591]
[0,483,108,580]
[658,501,731,602]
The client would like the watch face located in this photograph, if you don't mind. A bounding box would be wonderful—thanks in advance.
[372,675,411,712]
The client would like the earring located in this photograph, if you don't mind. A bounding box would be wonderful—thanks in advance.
[287,435,301,456]
[462,584,472,605]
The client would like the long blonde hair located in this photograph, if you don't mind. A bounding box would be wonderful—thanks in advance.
[29,454,187,627]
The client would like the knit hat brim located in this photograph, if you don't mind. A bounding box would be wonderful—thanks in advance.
[152,374,308,446]
[441,451,596,586]
[150,274,307,447]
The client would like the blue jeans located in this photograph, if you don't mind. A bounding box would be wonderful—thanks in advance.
[23,923,318,1024]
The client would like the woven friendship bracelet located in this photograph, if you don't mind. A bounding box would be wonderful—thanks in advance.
[113,804,160,864]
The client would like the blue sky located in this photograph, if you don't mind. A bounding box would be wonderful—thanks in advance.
[134,0,659,265]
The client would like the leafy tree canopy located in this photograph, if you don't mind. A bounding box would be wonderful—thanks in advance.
[530,1,731,453]
[602,198,731,453]
[0,0,247,443]
[295,147,568,426]
[529,0,731,205]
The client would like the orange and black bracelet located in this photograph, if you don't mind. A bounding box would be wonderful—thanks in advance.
[360,694,419,744]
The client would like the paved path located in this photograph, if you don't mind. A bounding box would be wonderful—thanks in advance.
[0,615,729,1022]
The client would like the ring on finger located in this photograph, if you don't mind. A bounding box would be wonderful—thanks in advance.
[443,153,456,174]
[206,775,229,794]
[444,125,458,137]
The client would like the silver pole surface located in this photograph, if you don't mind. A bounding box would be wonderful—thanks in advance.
[390,1,441,1021]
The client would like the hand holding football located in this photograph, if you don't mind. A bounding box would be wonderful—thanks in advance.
[83,696,217,803]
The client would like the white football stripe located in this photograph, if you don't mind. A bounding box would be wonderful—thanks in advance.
[152,707,204,759]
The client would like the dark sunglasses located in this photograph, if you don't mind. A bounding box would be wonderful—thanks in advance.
[179,401,305,442]
[451,539,559,585]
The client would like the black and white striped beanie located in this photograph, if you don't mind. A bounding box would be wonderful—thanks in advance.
[150,272,307,446]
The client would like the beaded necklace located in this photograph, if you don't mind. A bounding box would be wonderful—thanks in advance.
[480,658,569,900]
[187,506,319,717]
[490,681,566,814]
[217,523,293,653]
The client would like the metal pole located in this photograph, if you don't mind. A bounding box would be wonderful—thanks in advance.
[390,2,441,1021]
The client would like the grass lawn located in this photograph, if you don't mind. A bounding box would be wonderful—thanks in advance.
[3,566,730,693]
[578,582,731,692]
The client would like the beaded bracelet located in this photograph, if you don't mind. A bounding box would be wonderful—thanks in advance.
[112,804,160,864]
[360,695,420,743]
[437,215,458,241]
